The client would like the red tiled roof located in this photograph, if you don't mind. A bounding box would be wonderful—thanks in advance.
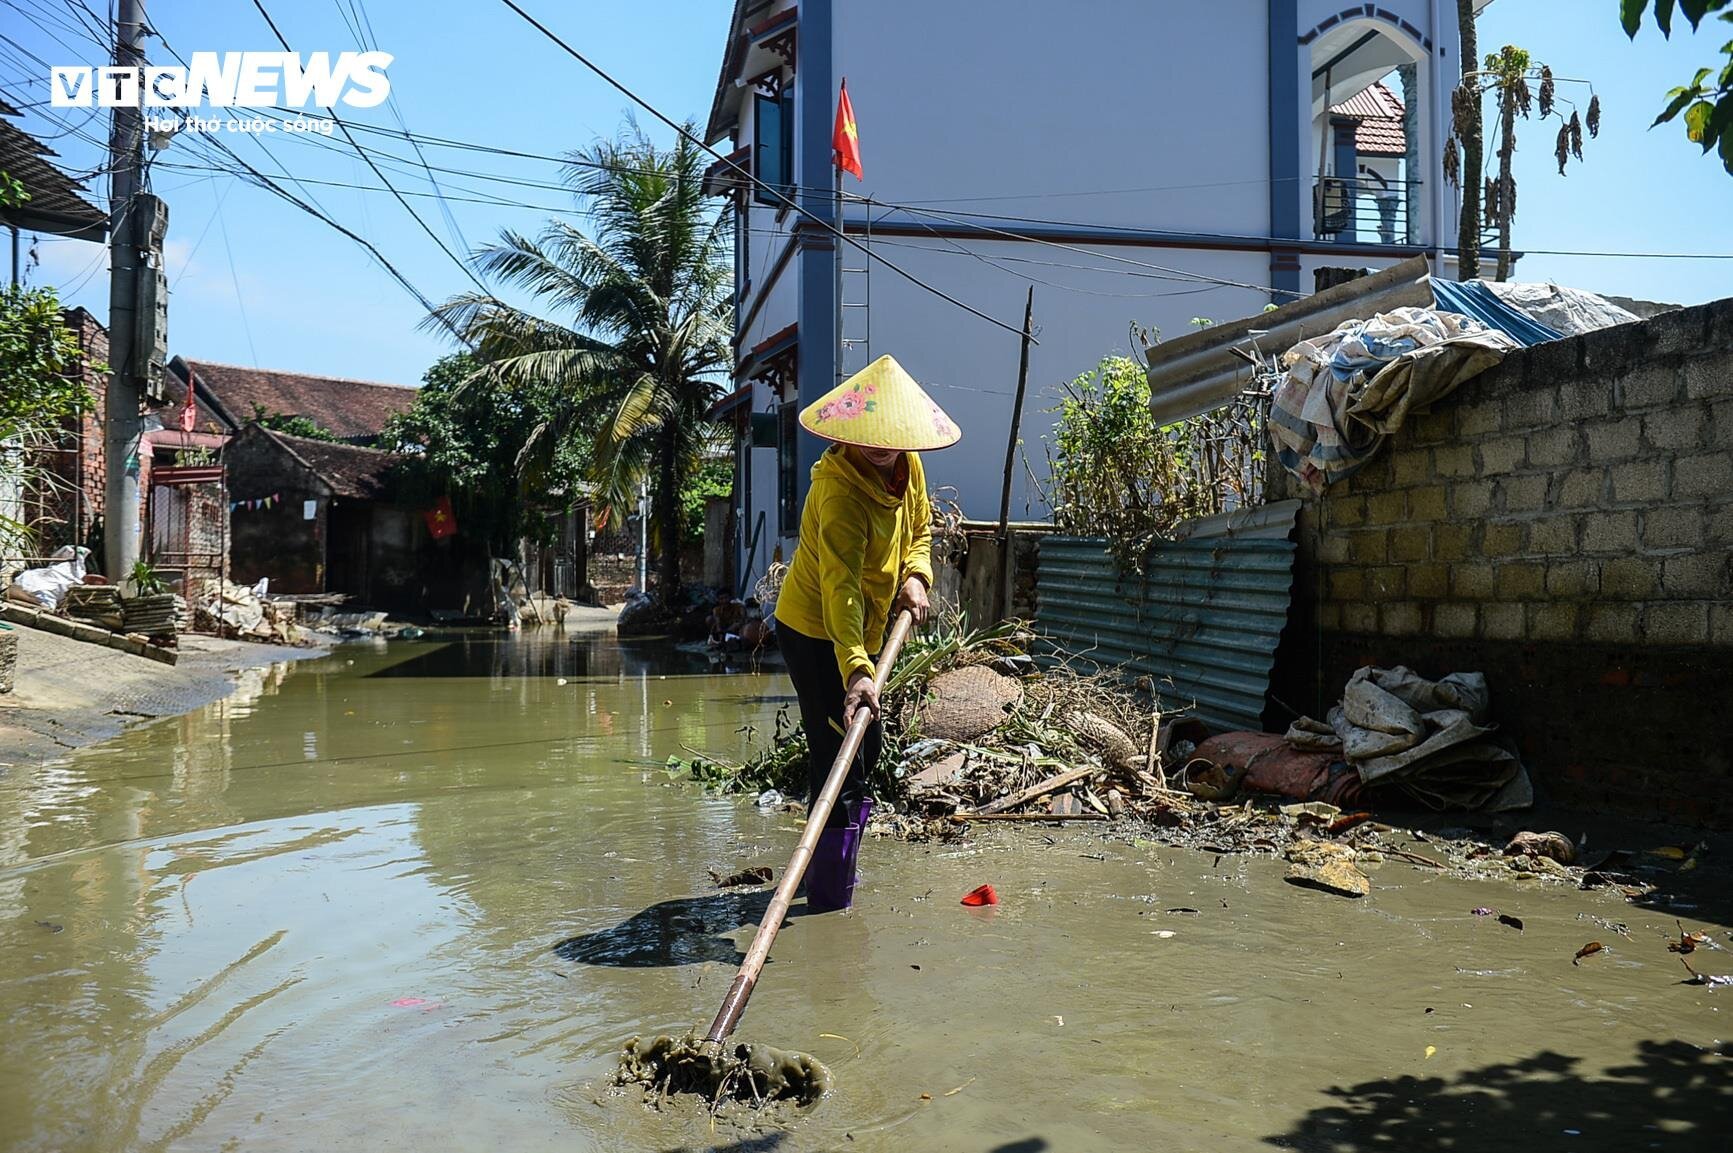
[174,358,417,442]
[263,429,403,499]
[1330,81,1407,158]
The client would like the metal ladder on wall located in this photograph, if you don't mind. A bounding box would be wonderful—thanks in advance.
[837,195,872,382]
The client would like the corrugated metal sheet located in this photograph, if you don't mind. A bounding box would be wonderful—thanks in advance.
[1034,500,1300,732]
[1144,257,1432,425]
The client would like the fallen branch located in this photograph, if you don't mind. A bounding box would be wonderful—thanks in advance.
[950,811,1108,823]
[971,765,1098,816]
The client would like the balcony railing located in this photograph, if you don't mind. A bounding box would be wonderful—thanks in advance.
[1312,176,1422,246]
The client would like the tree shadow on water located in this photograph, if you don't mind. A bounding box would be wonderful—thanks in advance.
[1264,1041,1731,1152]
[554,890,800,968]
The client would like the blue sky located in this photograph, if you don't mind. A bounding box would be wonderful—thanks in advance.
[4,0,1729,386]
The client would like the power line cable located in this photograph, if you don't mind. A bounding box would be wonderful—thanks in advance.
[170,178,231,290]
[214,189,260,367]
[336,0,469,254]
[492,0,1031,343]
[245,0,489,297]
[147,28,346,224]
[144,29,460,331]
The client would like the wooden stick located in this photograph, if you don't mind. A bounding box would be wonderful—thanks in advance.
[950,811,1107,823]
[994,286,1035,624]
[703,611,914,1047]
[1381,846,1449,870]
[971,764,1097,816]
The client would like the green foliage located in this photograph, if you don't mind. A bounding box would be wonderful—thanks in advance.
[1040,355,1265,573]
[426,121,732,605]
[383,351,585,551]
[0,285,90,435]
[250,403,339,442]
[0,284,92,552]
[128,559,166,596]
[0,170,27,208]
[680,456,732,543]
[667,703,809,796]
[1623,0,1733,173]
[665,615,1030,799]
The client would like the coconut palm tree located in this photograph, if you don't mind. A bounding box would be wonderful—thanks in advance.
[427,123,732,610]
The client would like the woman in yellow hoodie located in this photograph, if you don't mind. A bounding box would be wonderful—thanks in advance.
[774,355,961,911]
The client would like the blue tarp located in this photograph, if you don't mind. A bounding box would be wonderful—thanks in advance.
[1429,278,1564,347]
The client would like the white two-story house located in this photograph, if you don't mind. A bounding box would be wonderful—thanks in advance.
[704,0,1482,592]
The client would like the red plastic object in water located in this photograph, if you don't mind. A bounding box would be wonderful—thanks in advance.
[960,884,999,907]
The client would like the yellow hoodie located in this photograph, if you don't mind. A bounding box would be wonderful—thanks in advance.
[775,446,934,682]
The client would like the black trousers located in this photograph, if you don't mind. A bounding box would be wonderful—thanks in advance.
[778,620,881,827]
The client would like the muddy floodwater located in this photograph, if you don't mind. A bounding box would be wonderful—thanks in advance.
[2,630,1728,1152]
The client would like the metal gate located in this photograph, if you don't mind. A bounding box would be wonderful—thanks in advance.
[148,464,227,599]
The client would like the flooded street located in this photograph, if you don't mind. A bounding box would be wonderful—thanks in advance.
[2,629,1727,1152]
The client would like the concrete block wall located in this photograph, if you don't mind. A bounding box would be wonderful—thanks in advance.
[1277,297,1733,824]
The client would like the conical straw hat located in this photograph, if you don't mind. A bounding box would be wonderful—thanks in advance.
[798,355,961,451]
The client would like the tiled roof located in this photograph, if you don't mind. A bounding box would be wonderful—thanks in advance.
[0,98,107,241]
[265,429,403,499]
[1330,81,1407,158]
[173,357,417,442]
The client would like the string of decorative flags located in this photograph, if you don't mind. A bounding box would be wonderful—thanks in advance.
[230,492,283,512]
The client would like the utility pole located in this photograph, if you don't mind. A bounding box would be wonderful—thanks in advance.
[636,479,648,593]
[103,0,147,578]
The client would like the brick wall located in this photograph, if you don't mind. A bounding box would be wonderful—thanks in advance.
[23,311,108,554]
[1275,297,1733,824]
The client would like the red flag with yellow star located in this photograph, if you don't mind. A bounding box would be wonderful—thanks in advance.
[832,79,862,179]
[424,494,457,540]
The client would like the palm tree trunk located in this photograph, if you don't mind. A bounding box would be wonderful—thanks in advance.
[655,421,681,610]
[1495,86,1517,282]
[1456,0,1482,280]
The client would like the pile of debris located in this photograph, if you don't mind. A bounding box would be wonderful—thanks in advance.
[4,548,180,649]
[1282,666,1531,811]
[192,579,305,646]
[675,623,1550,863]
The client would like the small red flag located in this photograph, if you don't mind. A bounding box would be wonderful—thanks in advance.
[424,494,457,540]
[177,379,197,433]
[832,79,862,180]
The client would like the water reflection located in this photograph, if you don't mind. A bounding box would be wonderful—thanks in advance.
[0,639,789,1153]
[372,630,766,680]
[2,634,1729,1153]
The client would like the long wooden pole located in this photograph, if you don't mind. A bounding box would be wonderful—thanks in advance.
[995,287,1035,624]
[703,610,914,1046]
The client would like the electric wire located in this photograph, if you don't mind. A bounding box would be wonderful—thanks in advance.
[492,0,1033,342]
[335,0,469,254]
[214,186,261,367]
[150,92,1733,267]
[245,0,489,298]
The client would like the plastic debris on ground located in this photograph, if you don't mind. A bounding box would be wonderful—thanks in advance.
[4,546,90,609]
[192,579,312,646]
[664,620,1713,906]
[1283,666,1532,812]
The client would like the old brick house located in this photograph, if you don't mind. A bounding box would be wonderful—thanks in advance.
[222,424,472,610]
[166,357,416,446]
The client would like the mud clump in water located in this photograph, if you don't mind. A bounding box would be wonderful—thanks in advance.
[616,1033,832,1110]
